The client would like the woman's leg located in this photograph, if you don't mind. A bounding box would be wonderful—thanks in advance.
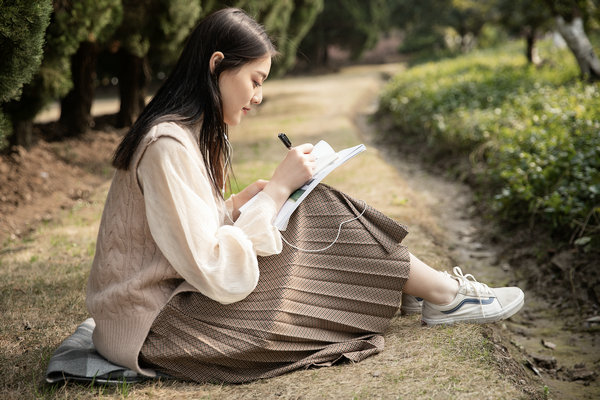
[403,253,458,306]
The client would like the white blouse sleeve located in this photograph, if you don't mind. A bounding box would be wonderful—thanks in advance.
[137,137,282,304]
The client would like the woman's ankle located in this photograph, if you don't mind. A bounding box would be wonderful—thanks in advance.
[428,278,459,306]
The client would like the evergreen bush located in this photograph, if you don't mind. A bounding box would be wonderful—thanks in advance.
[378,40,600,249]
[0,0,52,149]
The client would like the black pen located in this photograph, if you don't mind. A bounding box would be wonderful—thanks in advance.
[278,133,292,149]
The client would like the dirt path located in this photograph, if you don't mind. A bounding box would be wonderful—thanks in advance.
[3,63,593,398]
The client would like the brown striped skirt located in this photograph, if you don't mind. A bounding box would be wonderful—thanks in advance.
[139,184,411,383]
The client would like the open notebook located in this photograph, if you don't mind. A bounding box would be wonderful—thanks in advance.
[240,140,365,230]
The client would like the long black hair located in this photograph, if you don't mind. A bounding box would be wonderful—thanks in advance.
[112,8,277,196]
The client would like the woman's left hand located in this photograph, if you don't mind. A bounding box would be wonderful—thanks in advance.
[230,179,269,220]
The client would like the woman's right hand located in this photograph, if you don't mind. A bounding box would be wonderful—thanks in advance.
[263,143,315,209]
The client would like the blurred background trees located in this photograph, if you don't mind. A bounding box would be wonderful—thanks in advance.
[0,0,598,276]
[58,0,123,136]
[495,0,553,64]
[111,0,200,128]
[2,0,122,147]
[298,0,388,67]
[0,0,598,149]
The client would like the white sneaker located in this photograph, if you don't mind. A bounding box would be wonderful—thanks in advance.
[401,294,423,315]
[421,267,524,326]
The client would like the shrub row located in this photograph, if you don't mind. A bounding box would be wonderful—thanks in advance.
[378,41,600,249]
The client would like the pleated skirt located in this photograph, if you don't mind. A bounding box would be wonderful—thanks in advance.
[139,184,411,383]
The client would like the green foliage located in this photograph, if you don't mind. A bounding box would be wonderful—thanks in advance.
[2,0,122,149]
[495,0,552,36]
[379,40,600,247]
[205,0,324,75]
[0,0,52,147]
[235,0,297,72]
[446,0,494,38]
[120,0,321,86]
[275,0,324,74]
[299,0,385,65]
[154,0,202,60]
[545,0,597,22]
[0,0,52,103]
[40,0,121,105]
[37,0,122,102]
[117,0,200,60]
[1,0,322,149]
[390,0,493,55]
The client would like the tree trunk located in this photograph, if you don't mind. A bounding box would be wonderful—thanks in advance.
[116,50,149,128]
[555,16,600,81]
[59,41,98,136]
[9,119,33,149]
[525,27,540,65]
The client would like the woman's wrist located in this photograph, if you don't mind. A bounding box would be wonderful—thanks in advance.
[262,181,291,210]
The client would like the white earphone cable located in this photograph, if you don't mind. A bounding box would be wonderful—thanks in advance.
[280,200,368,253]
[222,136,233,196]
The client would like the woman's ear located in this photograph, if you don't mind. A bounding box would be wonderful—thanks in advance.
[209,51,225,74]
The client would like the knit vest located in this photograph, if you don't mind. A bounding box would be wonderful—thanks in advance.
[86,122,221,375]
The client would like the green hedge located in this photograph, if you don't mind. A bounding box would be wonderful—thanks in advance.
[378,41,600,249]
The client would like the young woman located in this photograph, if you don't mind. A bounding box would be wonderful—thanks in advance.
[86,8,524,383]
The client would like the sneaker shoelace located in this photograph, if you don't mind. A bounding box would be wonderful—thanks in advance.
[452,266,492,318]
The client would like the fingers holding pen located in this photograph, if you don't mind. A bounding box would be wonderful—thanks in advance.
[278,135,315,173]
[269,143,314,194]
[288,143,315,177]
[292,142,314,155]
[264,142,315,208]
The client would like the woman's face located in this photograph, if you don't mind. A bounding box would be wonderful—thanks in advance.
[218,55,271,126]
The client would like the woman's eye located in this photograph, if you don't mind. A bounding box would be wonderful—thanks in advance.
[253,81,262,88]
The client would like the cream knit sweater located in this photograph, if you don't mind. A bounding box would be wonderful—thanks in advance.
[86,122,282,376]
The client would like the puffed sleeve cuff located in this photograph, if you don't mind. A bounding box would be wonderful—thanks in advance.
[234,191,282,256]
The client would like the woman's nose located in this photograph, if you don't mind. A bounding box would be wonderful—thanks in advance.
[252,89,262,104]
